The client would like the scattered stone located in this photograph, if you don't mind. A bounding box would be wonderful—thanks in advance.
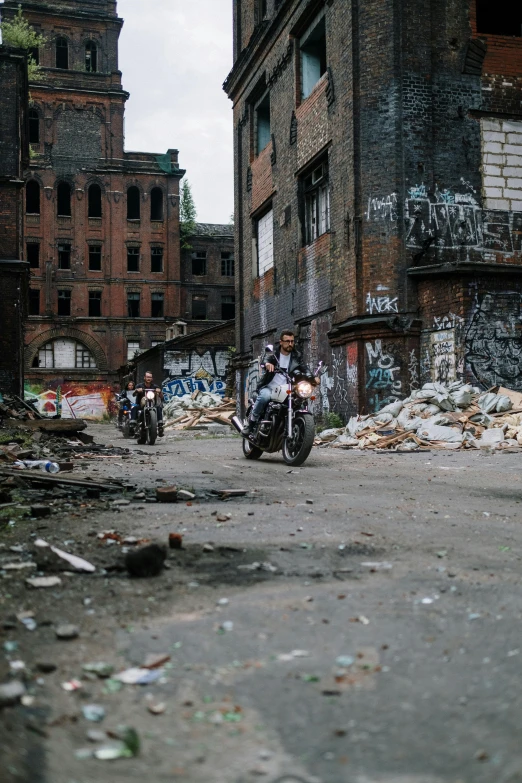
[156,486,178,503]
[36,661,57,674]
[202,543,215,553]
[26,576,62,589]
[216,514,231,522]
[147,702,166,715]
[55,624,80,640]
[217,598,229,606]
[0,680,26,708]
[168,533,183,550]
[112,498,131,507]
[87,729,107,743]
[177,489,195,501]
[125,543,167,578]
[30,505,51,518]
[82,704,106,722]
[82,662,114,678]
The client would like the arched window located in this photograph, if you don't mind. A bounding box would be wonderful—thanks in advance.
[88,183,102,218]
[28,109,40,145]
[57,182,72,217]
[85,41,98,72]
[34,339,97,369]
[127,186,140,220]
[56,37,69,70]
[150,187,164,221]
[26,180,40,214]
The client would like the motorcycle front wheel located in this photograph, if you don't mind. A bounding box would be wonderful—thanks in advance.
[282,415,315,466]
[147,409,158,445]
[242,437,263,460]
[122,416,131,438]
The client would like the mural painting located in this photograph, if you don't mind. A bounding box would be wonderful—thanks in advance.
[162,349,229,402]
[465,292,522,390]
[24,381,113,420]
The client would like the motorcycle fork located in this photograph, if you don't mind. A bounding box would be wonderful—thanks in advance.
[287,393,293,438]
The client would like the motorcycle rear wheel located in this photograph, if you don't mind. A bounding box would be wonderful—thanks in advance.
[282,415,315,466]
[147,409,158,445]
[242,437,263,460]
[122,417,131,439]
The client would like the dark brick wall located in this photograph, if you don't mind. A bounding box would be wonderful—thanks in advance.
[225,0,522,416]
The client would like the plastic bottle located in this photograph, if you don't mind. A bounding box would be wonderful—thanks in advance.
[21,460,60,474]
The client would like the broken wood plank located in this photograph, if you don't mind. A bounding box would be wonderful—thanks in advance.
[6,418,87,433]
[0,468,122,491]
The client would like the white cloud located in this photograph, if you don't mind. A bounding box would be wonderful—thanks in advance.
[118,0,234,224]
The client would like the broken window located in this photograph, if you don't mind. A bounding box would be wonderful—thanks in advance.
[88,245,102,271]
[221,252,235,276]
[151,247,163,273]
[127,186,140,220]
[150,188,164,221]
[27,243,40,268]
[88,184,102,218]
[127,292,140,317]
[35,339,96,369]
[28,109,40,145]
[57,290,71,316]
[26,180,40,214]
[30,46,39,65]
[57,182,71,217]
[127,340,140,360]
[56,36,69,69]
[151,292,164,318]
[76,344,96,368]
[221,294,235,320]
[89,290,102,317]
[256,93,271,155]
[85,40,98,72]
[303,160,330,244]
[192,295,207,320]
[192,252,207,276]
[300,15,327,100]
[256,208,274,275]
[127,247,140,272]
[476,0,522,36]
[58,244,71,270]
[28,288,40,316]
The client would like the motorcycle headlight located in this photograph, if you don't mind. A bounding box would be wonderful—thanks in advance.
[296,380,313,399]
[146,390,155,400]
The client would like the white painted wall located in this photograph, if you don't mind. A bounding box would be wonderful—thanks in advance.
[481,118,522,211]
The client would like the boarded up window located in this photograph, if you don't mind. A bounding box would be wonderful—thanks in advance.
[257,208,274,275]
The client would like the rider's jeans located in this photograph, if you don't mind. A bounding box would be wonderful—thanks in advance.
[131,403,163,424]
[251,387,272,421]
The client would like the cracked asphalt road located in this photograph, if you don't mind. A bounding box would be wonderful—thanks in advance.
[1,423,522,783]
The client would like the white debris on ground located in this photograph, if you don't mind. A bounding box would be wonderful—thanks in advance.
[317,383,522,451]
[163,390,235,430]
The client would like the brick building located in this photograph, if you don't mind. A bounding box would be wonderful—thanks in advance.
[180,222,235,332]
[1,0,185,407]
[224,0,522,418]
[0,44,30,396]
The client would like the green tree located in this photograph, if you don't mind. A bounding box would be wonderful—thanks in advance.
[179,179,197,250]
[1,8,46,82]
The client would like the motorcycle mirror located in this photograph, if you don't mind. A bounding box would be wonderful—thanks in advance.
[265,344,274,352]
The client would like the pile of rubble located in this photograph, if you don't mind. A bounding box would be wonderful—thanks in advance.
[163,390,235,430]
[0,393,41,421]
[317,382,522,451]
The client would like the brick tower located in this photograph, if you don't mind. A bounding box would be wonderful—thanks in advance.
[2,0,184,415]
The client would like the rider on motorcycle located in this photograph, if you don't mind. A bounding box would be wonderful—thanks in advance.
[131,371,164,437]
[242,330,319,437]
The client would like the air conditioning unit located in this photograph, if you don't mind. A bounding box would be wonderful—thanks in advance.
[166,320,187,341]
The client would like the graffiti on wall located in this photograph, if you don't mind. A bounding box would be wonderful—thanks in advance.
[366,193,398,221]
[367,184,522,254]
[365,340,403,411]
[24,382,112,419]
[365,291,398,314]
[163,349,229,401]
[408,348,419,391]
[430,330,456,384]
[465,292,522,390]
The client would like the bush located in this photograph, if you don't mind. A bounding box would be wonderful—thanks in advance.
[316,411,344,433]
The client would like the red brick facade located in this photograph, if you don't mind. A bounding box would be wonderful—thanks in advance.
[2,0,184,389]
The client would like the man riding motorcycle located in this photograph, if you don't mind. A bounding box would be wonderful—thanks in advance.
[131,371,164,437]
[242,330,320,437]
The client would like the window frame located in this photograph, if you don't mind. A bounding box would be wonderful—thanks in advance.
[191,251,207,276]
[302,159,330,245]
[57,289,71,316]
[127,340,140,361]
[88,183,102,218]
[127,246,140,273]
[192,294,208,320]
[255,92,271,155]
[151,292,164,318]
[28,108,40,145]
[127,291,141,318]
[299,13,327,101]
[151,246,164,273]
[150,187,164,221]
[127,186,141,220]
[221,294,236,320]
[26,180,40,215]
[55,36,69,70]
[255,206,274,277]
[58,243,71,270]
[88,290,102,317]
[28,288,40,316]
[221,252,235,277]
[88,245,102,271]
[85,40,98,72]
[27,243,40,269]
[57,181,72,217]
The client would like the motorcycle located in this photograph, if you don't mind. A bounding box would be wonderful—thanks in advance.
[231,350,324,467]
[116,393,133,439]
[135,388,160,445]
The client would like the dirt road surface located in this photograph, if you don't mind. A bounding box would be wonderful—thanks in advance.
[1,423,522,783]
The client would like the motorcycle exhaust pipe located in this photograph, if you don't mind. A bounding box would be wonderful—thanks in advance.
[231,415,244,433]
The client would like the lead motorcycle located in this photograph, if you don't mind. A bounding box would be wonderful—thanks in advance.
[135,388,160,445]
[231,350,324,467]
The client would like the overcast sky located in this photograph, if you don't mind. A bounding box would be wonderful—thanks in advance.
[118,0,234,225]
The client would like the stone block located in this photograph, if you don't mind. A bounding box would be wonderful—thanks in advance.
[501,121,522,134]
[484,176,505,188]
[507,134,522,145]
[485,187,503,198]
[503,187,522,199]
[483,165,501,176]
[484,198,510,210]
[483,131,506,143]
[483,142,503,154]
[503,167,522,177]
[505,145,522,155]
[482,119,502,132]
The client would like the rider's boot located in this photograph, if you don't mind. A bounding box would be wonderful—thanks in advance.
[158,422,164,437]
[241,417,257,437]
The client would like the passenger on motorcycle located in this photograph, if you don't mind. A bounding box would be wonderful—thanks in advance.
[131,371,164,437]
[117,380,135,426]
[242,330,319,437]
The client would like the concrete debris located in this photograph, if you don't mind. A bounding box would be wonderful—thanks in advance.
[25,576,62,588]
[55,624,80,640]
[0,680,26,708]
[125,543,167,577]
[34,538,95,573]
[320,382,522,451]
[163,390,235,430]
